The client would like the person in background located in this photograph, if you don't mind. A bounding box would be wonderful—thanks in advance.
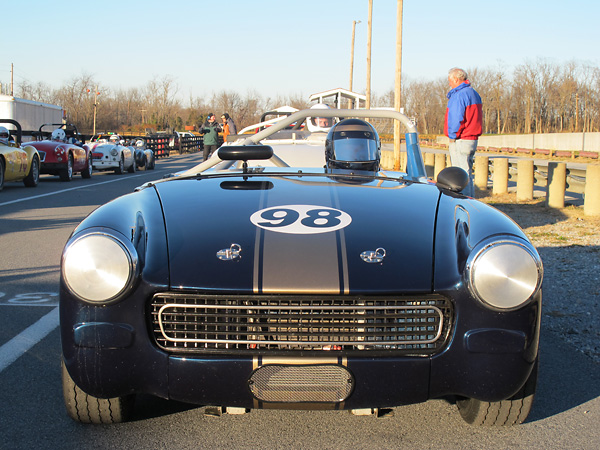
[0,126,10,145]
[201,113,222,160]
[221,113,237,142]
[444,67,483,197]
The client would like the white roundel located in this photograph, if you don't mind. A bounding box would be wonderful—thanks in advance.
[250,205,352,234]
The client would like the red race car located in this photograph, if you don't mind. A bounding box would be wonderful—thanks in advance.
[29,123,92,181]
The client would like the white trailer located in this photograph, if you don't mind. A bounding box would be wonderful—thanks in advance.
[0,94,64,141]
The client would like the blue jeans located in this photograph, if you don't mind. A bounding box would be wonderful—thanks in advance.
[449,139,478,197]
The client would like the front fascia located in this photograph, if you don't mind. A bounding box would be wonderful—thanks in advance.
[61,185,171,398]
[61,176,540,407]
[429,191,541,401]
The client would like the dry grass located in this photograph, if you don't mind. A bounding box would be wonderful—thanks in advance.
[475,190,600,247]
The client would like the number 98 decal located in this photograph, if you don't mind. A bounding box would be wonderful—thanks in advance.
[250,205,352,234]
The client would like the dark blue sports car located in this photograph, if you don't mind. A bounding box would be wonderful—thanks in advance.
[60,108,542,425]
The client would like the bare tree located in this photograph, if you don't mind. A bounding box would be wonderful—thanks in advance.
[10,59,600,136]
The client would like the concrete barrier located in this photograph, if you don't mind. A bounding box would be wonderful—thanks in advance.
[547,162,567,208]
[424,152,435,176]
[517,160,534,201]
[493,158,509,195]
[584,165,600,216]
[434,153,446,180]
[382,148,598,215]
[474,156,489,190]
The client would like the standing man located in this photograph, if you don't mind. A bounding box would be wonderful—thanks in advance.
[444,67,483,197]
[221,113,237,142]
[201,113,222,160]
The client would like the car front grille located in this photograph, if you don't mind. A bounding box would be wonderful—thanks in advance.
[150,293,453,355]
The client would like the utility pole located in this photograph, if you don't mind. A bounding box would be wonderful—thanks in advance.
[11,63,14,96]
[394,0,403,170]
[92,87,99,136]
[366,0,373,110]
[348,20,360,108]
[575,92,579,132]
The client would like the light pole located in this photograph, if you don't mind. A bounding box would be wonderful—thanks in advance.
[87,87,100,136]
[349,20,361,108]
[394,0,404,170]
[366,0,373,110]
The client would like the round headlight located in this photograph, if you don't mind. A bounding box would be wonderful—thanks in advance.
[466,240,542,310]
[62,233,136,303]
[110,148,118,156]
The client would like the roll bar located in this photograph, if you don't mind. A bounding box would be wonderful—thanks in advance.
[179,109,426,180]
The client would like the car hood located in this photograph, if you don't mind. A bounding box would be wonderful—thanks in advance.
[155,175,440,294]
[28,140,65,151]
[91,144,119,154]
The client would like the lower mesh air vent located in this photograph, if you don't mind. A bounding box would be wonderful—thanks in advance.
[249,364,353,403]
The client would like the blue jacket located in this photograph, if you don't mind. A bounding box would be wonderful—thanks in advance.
[444,81,483,140]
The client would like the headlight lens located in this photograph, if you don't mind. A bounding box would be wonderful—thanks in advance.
[62,233,136,303]
[466,239,542,310]
[110,148,118,156]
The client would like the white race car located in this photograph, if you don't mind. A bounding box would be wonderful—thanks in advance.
[88,135,135,174]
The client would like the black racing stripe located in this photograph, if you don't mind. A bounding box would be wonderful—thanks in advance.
[256,228,264,293]
[335,230,345,293]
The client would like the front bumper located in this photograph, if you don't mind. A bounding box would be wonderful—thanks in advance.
[40,161,67,174]
[92,157,119,170]
[60,284,540,409]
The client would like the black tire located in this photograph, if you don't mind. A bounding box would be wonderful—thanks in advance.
[81,154,92,179]
[149,156,155,170]
[127,157,136,173]
[114,154,124,174]
[141,156,148,171]
[23,154,40,187]
[457,359,538,426]
[59,154,74,181]
[0,157,5,191]
[61,359,135,424]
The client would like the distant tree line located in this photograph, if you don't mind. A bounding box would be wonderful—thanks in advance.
[8,59,600,136]
[379,59,600,136]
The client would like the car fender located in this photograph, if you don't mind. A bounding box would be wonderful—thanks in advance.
[22,144,40,175]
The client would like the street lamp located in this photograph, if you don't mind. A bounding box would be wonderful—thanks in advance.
[349,20,361,100]
[87,87,100,136]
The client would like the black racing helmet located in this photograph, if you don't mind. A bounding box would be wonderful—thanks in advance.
[325,119,381,172]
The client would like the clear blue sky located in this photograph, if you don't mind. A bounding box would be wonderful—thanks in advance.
[2,0,598,104]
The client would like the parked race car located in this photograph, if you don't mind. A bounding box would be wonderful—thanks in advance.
[28,123,92,181]
[128,139,155,171]
[88,134,135,174]
[60,108,542,427]
[0,119,40,190]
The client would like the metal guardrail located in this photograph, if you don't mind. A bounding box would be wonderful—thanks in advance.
[179,136,203,154]
[145,135,171,158]
[380,148,600,216]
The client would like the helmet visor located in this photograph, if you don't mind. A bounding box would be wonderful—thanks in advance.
[332,136,379,162]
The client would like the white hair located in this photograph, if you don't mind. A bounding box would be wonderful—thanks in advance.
[448,67,468,81]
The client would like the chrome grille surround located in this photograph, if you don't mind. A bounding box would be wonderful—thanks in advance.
[150,293,453,355]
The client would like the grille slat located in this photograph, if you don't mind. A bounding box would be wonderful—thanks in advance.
[150,294,453,355]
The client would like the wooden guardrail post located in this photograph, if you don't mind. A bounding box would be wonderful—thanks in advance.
[492,158,509,195]
[474,155,489,191]
[584,165,600,216]
[516,159,534,201]
[546,162,566,208]
[434,153,446,180]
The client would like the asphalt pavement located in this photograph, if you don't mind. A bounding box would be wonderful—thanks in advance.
[0,152,599,449]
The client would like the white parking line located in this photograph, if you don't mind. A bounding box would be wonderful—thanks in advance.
[0,172,154,207]
[0,307,59,373]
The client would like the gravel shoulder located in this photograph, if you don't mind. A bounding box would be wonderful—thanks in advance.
[477,190,600,363]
